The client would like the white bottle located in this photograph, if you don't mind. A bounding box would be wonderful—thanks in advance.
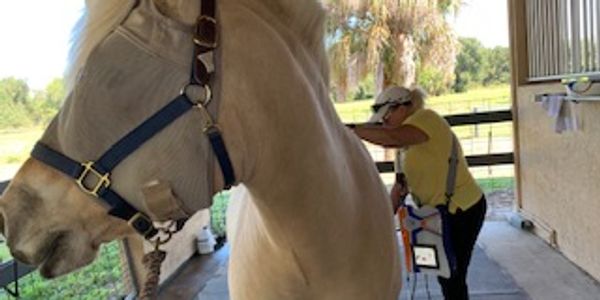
[196,226,216,255]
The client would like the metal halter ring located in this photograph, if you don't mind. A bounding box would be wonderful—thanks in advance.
[149,221,182,248]
[150,232,173,249]
[196,102,216,131]
[180,83,212,107]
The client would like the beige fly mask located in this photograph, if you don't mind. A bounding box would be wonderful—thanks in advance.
[38,0,224,223]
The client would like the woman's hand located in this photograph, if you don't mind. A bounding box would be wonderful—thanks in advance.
[390,181,409,213]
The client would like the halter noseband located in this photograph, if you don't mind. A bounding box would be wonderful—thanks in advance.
[30,0,234,240]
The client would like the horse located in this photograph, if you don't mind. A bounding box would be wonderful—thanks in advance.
[0,0,401,298]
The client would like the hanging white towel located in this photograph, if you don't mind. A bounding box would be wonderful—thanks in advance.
[536,94,580,133]
[556,100,579,133]
[540,94,563,118]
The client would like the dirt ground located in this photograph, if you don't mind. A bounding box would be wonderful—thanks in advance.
[485,188,515,220]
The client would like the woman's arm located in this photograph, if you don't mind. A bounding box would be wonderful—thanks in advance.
[352,124,429,148]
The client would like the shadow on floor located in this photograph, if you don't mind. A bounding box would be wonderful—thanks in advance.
[163,220,600,300]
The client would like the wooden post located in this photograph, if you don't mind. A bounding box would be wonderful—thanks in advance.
[508,0,527,209]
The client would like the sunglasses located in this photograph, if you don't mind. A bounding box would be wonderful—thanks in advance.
[371,100,412,113]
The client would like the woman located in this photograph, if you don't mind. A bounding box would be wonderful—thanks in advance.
[351,86,487,300]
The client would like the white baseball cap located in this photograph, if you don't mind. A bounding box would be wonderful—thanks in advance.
[368,86,412,123]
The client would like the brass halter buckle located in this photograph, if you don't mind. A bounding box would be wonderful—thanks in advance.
[128,212,156,238]
[76,161,111,197]
[193,15,218,49]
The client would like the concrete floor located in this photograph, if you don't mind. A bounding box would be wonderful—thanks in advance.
[190,220,600,300]
[478,221,600,300]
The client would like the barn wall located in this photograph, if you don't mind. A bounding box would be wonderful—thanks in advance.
[509,0,600,282]
[515,83,600,281]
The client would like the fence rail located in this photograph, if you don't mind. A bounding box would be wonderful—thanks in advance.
[445,110,513,126]
[0,260,35,297]
[375,109,514,173]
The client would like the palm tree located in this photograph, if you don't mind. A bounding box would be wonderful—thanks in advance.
[325,0,461,100]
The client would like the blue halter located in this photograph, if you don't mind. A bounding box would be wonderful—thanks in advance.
[30,0,233,240]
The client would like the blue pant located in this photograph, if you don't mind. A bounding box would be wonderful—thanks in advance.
[438,196,487,300]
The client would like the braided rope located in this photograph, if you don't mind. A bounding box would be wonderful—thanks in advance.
[139,249,167,300]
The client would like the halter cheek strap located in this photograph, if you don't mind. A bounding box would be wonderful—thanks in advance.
[191,0,236,190]
[30,0,235,240]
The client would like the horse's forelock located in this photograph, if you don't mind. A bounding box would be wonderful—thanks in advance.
[65,0,137,93]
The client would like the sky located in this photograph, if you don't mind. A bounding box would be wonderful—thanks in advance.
[0,0,84,89]
[0,0,508,90]
[451,0,510,49]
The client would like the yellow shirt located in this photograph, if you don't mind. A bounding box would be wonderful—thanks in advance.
[401,109,482,213]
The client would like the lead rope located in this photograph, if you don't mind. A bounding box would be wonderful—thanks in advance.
[138,222,178,300]
[139,245,167,300]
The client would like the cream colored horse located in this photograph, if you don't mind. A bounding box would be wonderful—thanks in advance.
[0,0,400,298]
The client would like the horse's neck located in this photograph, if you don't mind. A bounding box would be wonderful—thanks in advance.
[214,0,381,231]
[211,0,372,203]
[227,101,383,244]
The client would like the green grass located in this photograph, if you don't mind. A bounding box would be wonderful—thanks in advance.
[0,242,10,263]
[211,192,230,238]
[334,84,511,123]
[0,241,125,300]
[476,176,515,194]
[0,128,43,165]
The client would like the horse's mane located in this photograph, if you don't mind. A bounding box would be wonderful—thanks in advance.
[66,0,137,92]
[66,0,326,93]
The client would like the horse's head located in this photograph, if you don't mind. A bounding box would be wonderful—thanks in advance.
[0,159,132,278]
[1,0,330,279]
[0,0,238,277]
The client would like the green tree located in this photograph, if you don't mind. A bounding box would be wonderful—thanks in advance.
[325,0,461,100]
[417,64,449,96]
[453,38,486,92]
[43,77,66,108]
[0,76,64,129]
[0,77,30,104]
[0,77,32,128]
[482,46,510,85]
[29,78,65,124]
